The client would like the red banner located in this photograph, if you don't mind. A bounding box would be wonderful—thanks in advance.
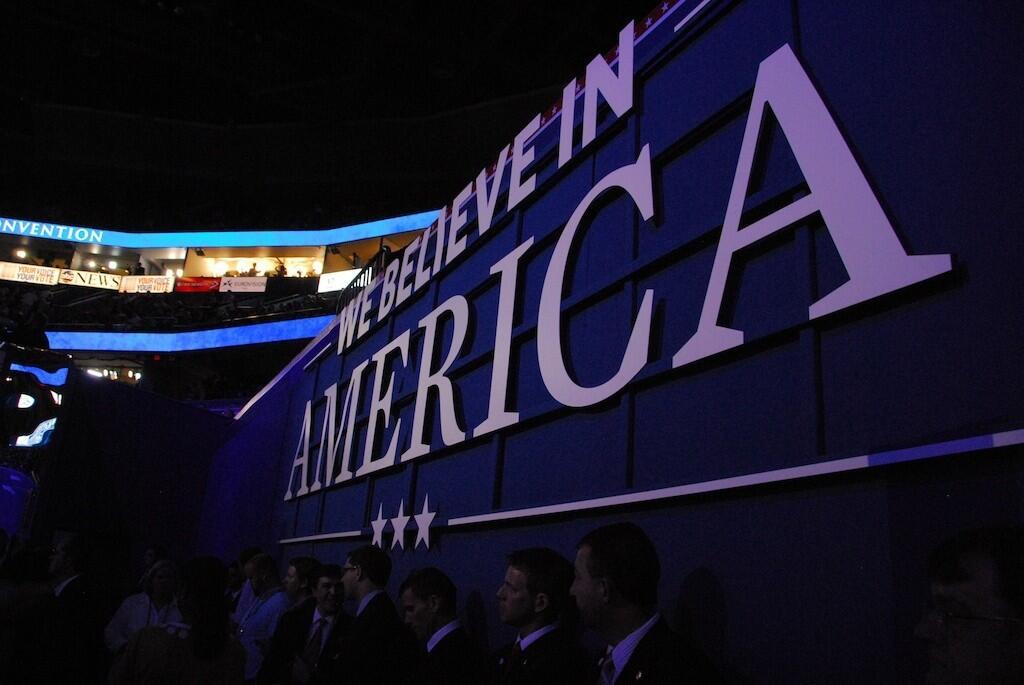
[174,277,221,293]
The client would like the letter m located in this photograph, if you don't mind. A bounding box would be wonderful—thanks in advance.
[674,44,951,368]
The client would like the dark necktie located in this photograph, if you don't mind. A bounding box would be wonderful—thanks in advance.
[502,641,523,680]
[303,617,327,667]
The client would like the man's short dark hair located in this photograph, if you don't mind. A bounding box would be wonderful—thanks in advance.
[250,553,278,581]
[348,545,392,587]
[238,547,262,565]
[289,556,320,588]
[399,567,457,616]
[579,523,660,609]
[506,547,573,619]
[318,563,342,581]
[928,526,1024,617]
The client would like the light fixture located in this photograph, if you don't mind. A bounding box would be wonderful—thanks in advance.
[165,268,174,277]
[175,269,183,277]
[214,261,228,275]
[86,369,103,378]
[87,260,97,268]
[14,249,26,259]
[108,260,117,269]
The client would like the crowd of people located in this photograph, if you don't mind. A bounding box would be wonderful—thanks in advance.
[0,523,1021,684]
[0,280,340,340]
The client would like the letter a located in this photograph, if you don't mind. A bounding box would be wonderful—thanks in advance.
[673,44,951,368]
[283,401,312,500]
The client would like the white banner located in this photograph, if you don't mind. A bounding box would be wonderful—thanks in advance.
[0,262,59,286]
[219,276,268,293]
[58,269,122,290]
[317,269,360,293]
[119,275,175,293]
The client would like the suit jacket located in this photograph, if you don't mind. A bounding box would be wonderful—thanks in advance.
[414,625,495,685]
[3,575,107,685]
[614,617,722,685]
[494,625,595,685]
[257,597,352,685]
[320,592,418,685]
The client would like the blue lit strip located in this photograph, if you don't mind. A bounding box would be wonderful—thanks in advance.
[45,315,335,352]
[9,364,68,387]
[0,210,439,249]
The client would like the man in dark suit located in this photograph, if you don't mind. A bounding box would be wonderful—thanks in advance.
[494,547,595,685]
[399,567,493,685]
[319,544,417,685]
[570,523,721,685]
[257,562,351,685]
[4,532,106,685]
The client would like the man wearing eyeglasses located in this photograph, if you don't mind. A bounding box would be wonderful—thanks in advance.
[319,544,418,685]
[915,526,1024,685]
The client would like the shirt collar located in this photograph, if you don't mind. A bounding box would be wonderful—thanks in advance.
[53,574,81,597]
[311,607,336,625]
[606,613,660,683]
[357,589,383,616]
[515,621,559,651]
[427,619,461,653]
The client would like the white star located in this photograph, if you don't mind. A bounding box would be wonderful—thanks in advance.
[370,503,388,548]
[413,495,437,550]
[390,499,410,550]
[645,17,653,27]
[663,3,669,11]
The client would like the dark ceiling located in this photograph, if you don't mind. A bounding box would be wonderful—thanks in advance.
[2,0,653,124]
[0,0,657,231]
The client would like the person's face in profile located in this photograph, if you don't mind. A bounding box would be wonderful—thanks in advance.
[283,565,304,600]
[914,554,1024,684]
[496,566,534,628]
[401,588,437,643]
[340,559,360,601]
[570,545,605,629]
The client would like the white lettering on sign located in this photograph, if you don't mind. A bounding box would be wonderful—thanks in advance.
[537,145,655,408]
[284,41,952,500]
[672,45,951,367]
[0,220,103,245]
[402,295,470,463]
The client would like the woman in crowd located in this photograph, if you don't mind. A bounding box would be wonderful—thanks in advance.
[109,556,245,685]
[105,559,183,654]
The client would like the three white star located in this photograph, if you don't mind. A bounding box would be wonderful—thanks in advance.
[370,503,388,548]
[390,499,411,549]
[413,495,437,550]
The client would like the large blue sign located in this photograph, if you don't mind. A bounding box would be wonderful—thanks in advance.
[198,1,1024,680]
